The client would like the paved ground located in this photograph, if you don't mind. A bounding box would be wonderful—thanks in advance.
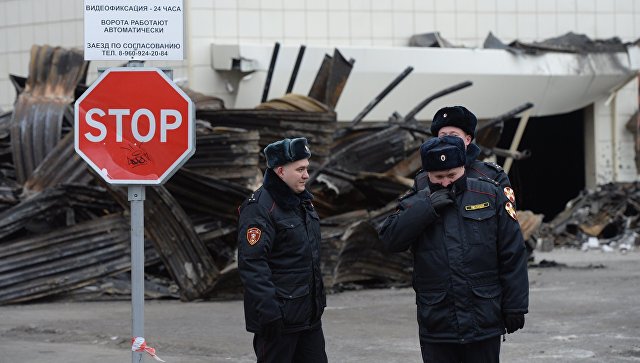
[1,248,640,362]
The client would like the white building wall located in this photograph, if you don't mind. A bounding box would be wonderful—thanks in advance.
[1,0,639,110]
[588,77,639,186]
[614,79,640,181]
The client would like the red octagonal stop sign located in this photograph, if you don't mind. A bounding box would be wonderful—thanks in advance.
[74,67,194,185]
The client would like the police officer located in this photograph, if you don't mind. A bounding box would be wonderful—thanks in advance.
[378,136,529,363]
[413,106,517,208]
[237,137,327,363]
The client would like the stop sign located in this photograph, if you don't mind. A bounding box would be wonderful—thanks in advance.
[74,67,194,184]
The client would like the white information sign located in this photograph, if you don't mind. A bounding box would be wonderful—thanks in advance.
[84,0,184,61]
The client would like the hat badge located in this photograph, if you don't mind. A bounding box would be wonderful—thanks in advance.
[443,113,447,118]
[305,145,310,153]
[440,154,446,161]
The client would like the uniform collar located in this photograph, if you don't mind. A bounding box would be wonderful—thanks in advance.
[466,143,480,166]
[263,168,313,210]
[451,174,467,195]
[428,173,467,195]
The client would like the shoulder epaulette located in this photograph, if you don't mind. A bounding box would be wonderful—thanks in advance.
[247,188,265,204]
[399,189,417,201]
[484,161,504,172]
[477,176,500,187]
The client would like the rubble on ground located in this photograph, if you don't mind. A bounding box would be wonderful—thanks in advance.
[537,182,640,254]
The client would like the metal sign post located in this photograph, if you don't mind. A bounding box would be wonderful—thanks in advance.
[129,186,145,362]
[126,59,145,363]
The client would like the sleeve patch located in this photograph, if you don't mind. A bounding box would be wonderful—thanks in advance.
[246,227,262,245]
[505,202,518,221]
[503,187,516,203]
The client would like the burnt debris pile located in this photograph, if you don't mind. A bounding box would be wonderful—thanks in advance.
[0,44,562,304]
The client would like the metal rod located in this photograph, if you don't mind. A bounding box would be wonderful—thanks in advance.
[503,108,533,173]
[475,102,535,133]
[286,45,306,94]
[349,66,414,128]
[129,186,145,363]
[403,80,473,122]
[261,42,280,103]
[490,147,532,160]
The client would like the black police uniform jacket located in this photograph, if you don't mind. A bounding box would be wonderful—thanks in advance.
[413,143,514,206]
[378,175,529,344]
[237,168,326,334]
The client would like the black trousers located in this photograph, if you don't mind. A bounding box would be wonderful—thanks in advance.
[253,324,328,363]
[420,336,501,363]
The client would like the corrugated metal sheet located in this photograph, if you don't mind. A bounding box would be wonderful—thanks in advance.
[10,45,87,183]
[0,213,157,304]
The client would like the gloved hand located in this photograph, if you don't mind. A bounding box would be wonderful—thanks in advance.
[261,318,283,340]
[503,313,525,334]
[429,189,454,212]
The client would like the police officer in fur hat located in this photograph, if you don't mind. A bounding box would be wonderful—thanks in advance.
[413,106,517,209]
[379,136,529,363]
[237,137,327,363]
